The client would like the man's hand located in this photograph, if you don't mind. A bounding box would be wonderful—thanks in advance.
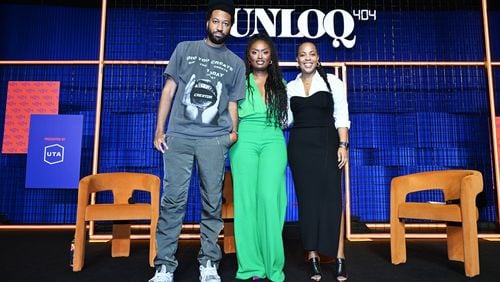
[154,132,168,153]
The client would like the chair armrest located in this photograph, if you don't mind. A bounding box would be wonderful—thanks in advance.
[391,172,437,202]
[391,170,480,200]
[459,172,483,220]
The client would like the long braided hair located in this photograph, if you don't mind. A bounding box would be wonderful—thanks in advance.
[316,62,332,92]
[245,33,288,128]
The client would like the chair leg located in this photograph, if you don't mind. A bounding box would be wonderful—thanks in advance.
[149,222,157,267]
[223,221,235,254]
[462,220,480,277]
[447,225,464,262]
[73,220,86,271]
[390,218,407,264]
[111,223,131,257]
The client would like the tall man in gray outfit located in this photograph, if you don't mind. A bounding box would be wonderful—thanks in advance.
[150,1,245,281]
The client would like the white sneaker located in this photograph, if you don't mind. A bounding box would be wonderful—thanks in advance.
[199,260,221,282]
[149,265,174,282]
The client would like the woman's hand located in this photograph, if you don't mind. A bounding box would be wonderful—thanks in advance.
[229,131,238,145]
[337,147,348,168]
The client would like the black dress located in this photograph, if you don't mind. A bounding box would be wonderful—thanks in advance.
[287,91,341,258]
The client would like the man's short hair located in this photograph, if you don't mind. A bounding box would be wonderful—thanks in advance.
[206,0,235,24]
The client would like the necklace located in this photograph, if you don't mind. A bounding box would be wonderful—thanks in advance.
[301,78,312,96]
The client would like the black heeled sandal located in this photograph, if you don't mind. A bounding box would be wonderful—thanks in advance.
[309,256,322,281]
[335,258,347,281]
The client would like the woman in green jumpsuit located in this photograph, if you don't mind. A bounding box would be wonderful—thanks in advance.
[229,33,288,282]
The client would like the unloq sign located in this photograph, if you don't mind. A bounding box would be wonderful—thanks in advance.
[231,8,377,48]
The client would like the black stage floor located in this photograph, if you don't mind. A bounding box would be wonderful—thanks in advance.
[0,225,498,281]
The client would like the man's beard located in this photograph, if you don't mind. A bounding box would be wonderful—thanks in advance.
[207,28,227,45]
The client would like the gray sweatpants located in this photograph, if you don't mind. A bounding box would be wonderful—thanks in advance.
[154,135,231,272]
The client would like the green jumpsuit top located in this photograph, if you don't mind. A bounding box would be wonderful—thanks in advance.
[238,74,267,116]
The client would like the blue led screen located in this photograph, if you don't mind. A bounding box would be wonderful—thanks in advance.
[0,1,498,225]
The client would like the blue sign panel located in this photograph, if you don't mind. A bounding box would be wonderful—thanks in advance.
[25,115,83,189]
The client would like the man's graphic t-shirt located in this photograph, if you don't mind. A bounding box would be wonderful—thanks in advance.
[165,40,245,138]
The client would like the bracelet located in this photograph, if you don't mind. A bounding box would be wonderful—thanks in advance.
[339,141,349,149]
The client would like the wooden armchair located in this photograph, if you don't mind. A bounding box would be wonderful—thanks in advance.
[390,170,483,277]
[72,172,160,271]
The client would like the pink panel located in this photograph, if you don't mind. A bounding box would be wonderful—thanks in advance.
[2,81,60,154]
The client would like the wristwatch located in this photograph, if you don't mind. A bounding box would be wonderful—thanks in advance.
[339,141,349,150]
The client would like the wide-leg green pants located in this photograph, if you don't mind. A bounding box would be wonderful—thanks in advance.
[229,116,287,282]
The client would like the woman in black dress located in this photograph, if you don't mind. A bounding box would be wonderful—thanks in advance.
[287,42,350,282]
